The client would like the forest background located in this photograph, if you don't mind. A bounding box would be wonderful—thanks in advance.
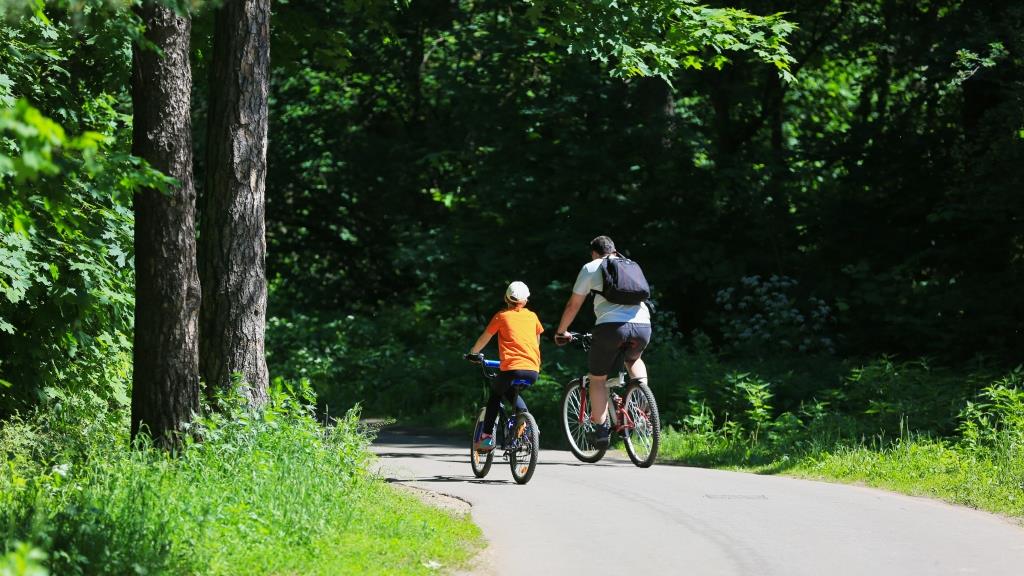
[0,0,1023,574]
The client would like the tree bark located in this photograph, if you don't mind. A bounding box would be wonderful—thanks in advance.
[130,2,201,446]
[199,0,271,404]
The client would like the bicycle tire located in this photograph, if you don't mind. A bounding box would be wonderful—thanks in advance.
[470,407,494,478]
[622,383,660,468]
[509,412,539,485]
[561,380,606,463]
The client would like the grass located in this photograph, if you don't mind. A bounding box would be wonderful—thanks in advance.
[659,429,1024,519]
[0,384,481,575]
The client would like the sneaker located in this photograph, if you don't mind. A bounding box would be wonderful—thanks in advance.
[592,421,611,449]
[474,433,495,453]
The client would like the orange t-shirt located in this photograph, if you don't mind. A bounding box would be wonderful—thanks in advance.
[485,307,544,371]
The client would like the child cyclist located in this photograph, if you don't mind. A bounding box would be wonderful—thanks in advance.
[467,281,544,452]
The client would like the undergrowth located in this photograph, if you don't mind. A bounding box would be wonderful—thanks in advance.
[659,366,1024,517]
[0,379,480,575]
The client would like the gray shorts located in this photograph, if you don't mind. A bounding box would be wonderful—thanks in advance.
[588,322,652,376]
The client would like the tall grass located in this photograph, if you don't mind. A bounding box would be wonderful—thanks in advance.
[0,380,480,575]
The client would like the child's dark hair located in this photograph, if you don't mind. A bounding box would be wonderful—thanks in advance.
[590,235,615,256]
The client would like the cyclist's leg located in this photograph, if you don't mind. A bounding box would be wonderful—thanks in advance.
[482,376,508,433]
[587,323,625,425]
[587,374,609,424]
[623,323,652,383]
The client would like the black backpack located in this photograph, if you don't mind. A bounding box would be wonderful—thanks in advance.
[594,254,651,305]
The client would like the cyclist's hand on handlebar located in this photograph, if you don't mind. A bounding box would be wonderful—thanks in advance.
[554,332,573,346]
[464,352,484,364]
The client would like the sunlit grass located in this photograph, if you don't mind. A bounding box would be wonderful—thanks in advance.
[659,429,1024,518]
[0,388,481,575]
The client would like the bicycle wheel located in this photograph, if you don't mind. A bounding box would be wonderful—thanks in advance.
[470,407,494,478]
[509,412,539,485]
[622,383,661,468]
[561,379,606,463]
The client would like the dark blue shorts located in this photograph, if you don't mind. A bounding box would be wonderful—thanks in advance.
[496,369,538,389]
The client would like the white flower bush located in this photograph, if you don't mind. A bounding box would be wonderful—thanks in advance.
[715,275,836,355]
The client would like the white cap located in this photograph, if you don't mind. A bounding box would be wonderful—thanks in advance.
[505,281,530,303]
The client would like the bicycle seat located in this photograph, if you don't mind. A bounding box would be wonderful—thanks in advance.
[510,379,533,387]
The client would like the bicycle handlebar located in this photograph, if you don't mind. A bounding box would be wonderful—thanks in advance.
[464,353,500,370]
[555,331,592,346]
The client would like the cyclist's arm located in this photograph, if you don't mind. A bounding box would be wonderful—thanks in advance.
[556,292,587,335]
[469,330,494,355]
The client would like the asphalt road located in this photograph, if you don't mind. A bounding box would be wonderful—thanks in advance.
[371,428,1024,576]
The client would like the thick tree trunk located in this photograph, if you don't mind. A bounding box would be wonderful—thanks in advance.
[199,0,271,404]
[130,2,201,446]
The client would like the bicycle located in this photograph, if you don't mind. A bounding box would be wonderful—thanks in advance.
[557,332,661,467]
[464,353,540,485]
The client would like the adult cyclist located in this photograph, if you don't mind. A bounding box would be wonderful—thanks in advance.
[554,235,652,449]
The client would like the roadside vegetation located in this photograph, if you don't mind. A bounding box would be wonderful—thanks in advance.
[656,358,1024,517]
[0,381,479,575]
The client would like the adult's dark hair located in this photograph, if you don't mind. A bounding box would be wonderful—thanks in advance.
[590,235,616,256]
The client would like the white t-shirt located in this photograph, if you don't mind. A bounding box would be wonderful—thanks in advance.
[572,258,651,325]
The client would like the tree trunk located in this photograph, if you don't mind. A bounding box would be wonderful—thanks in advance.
[199,0,271,404]
[130,2,201,446]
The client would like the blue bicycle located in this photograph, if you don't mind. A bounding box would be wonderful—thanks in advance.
[464,354,540,485]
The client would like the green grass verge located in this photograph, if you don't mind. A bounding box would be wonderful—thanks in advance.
[1,386,481,575]
[659,429,1024,518]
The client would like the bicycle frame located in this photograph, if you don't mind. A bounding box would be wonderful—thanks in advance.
[566,333,647,434]
[471,357,531,453]
[576,377,643,434]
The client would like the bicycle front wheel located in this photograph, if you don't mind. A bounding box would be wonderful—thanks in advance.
[562,380,606,463]
[622,383,661,468]
[509,412,539,485]
[470,407,494,478]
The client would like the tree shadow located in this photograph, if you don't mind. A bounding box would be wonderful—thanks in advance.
[657,447,804,476]
[374,451,466,459]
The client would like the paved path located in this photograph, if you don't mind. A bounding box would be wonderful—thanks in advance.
[372,428,1024,575]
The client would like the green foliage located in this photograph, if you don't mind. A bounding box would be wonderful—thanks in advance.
[950,41,1009,88]
[715,275,836,356]
[0,384,480,575]
[0,542,48,576]
[264,0,1024,364]
[0,2,172,416]
[958,369,1024,452]
[533,0,796,81]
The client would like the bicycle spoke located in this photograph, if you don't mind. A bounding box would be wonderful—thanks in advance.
[625,390,653,458]
[563,381,606,463]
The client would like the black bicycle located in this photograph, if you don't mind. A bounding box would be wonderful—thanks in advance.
[557,332,661,468]
[464,354,540,484]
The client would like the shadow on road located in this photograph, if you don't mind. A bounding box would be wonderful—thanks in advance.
[375,451,465,459]
[385,475,511,485]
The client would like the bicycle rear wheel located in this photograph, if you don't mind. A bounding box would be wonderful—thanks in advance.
[622,384,660,468]
[470,407,494,478]
[561,380,606,463]
[509,412,539,485]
